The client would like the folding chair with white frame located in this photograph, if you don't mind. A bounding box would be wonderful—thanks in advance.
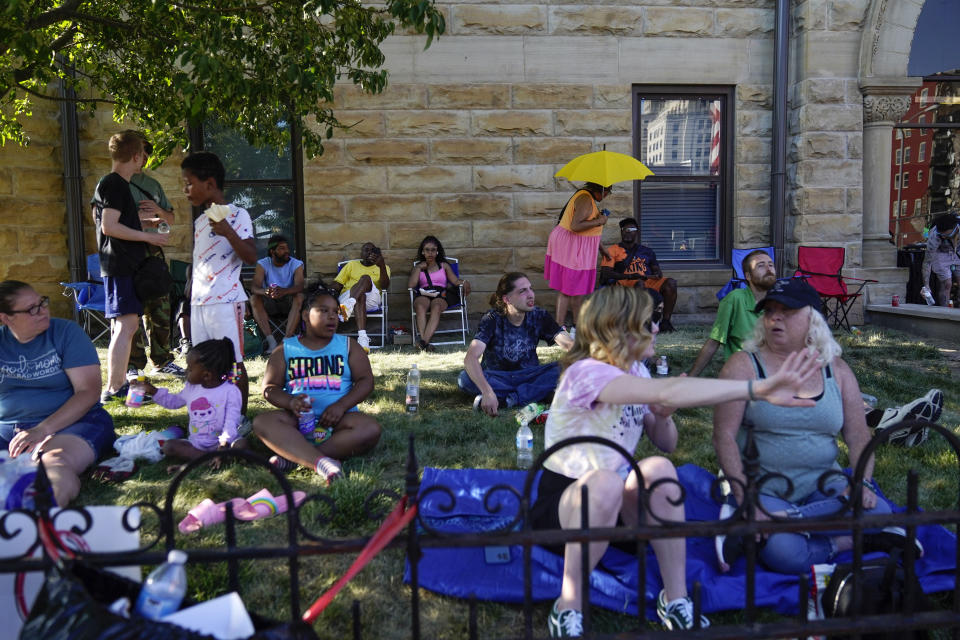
[336,260,389,349]
[408,257,469,347]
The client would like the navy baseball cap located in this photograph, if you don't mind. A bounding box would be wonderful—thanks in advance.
[755,278,823,314]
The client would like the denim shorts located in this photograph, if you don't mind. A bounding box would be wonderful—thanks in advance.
[0,406,116,460]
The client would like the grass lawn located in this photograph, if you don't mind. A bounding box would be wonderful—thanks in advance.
[78,323,959,638]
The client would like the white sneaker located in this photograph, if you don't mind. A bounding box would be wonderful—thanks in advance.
[356,332,370,353]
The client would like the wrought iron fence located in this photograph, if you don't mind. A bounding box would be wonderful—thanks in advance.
[1,419,959,639]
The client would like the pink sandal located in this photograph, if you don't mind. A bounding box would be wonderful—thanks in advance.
[178,489,307,534]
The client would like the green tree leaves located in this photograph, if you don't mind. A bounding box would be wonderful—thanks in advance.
[0,0,445,158]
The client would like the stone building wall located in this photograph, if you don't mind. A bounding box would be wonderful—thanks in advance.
[1,0,886,325]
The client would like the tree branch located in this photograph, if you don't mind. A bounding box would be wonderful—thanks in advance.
[168,0,284,15]
[25,0,84,30]
[15,82,115,105]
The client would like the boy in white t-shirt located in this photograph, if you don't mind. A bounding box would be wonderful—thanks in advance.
[181,152,257,413]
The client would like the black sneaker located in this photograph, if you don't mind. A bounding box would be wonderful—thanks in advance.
[100,382,129,404]
[156,361,187,378]
[863,526,925,557]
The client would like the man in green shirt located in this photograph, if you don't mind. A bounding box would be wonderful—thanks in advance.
[687,249,775,376]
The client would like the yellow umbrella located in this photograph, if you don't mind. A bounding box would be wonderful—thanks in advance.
[555,150,654,187]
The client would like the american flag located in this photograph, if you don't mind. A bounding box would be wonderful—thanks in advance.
[709,101,721,175]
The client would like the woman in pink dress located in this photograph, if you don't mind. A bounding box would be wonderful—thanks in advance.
[544,182,611,329]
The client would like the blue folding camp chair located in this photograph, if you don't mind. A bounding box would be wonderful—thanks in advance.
[408,257,469,346]
[716,246,775,301]
[60,254,110,344]
[336,261,388,349]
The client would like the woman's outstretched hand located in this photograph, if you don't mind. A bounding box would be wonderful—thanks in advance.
[756,348,823,407]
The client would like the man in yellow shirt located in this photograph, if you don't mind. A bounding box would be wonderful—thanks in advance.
[331,242,391,351]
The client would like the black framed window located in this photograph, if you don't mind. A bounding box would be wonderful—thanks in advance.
[189,121,305,262]
[633,86,733,263]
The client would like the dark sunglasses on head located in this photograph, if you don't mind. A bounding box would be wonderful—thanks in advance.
[7,296,49,316]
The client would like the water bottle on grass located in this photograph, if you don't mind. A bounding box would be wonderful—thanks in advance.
[405,364,420,414]
[135,550,188,620]
[516,421,534,470]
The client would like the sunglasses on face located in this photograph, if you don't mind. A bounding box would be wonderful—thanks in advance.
[7,296,49,316]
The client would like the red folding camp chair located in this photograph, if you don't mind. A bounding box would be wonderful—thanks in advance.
[793,246,876,331]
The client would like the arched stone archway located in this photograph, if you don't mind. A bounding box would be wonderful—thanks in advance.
[858,0,924,279]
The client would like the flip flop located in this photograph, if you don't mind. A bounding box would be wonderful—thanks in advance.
[178,497,259,534]
[236,488,307,521]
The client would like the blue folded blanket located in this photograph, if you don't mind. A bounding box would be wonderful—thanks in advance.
[404,464,956,619]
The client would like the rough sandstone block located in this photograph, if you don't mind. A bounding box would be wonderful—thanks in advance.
[387,166,473,193]
[474,165,555,192]
[846,188,862,215]
[514,138,593,164]
[330,111,385,138]
[473,220,557,247]
[349,195,430,222]
[431,139,512,164]
[515,192,579,217]
[738,110,772,137]
[644,7,714,36]
[303,166,388,195]
[798,104,862,132]
[20,230,65,254]
[794,213,863,242]
[847,133,862,159]
[512,84,593,109]
[736,164,770,190]
[345,140,429,165]
[451,5,547,35]
[737,84,772,108]
[735,216,772,246]
[796,159,860,187]
[14,169,63,197]
[334,84,427,110]
[594,85,631,109]
[388,222,472,249]
[0,169,11,194]
[472,111,552,136]
[829,0,867,30]
[385,111,470,137]
[299,196,347,225]
[550,7,643,36]
[515,246,550,272]
[305,141,346,167]
[305,223,387,250]
[0,256,66,283]
[434,193,514,220]
[799,188,847,215]
[448,248,515,274]
[555,110,631,137]
[716,8,773,38]
[791,132,846,160]
[735,190,771,218]
[429,85,510,109]
[803,78,846,104]
[737,136,772,164]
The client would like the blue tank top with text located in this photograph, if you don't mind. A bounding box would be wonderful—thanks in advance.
[282,334,355,415]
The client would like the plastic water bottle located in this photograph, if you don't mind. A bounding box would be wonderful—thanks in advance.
[516,421,534,470]
[126,375,146,408]
[297,396,316,436]
[656,356,669,376]
[920,286,935,306]
[157,221,170,234]
[405,364,420,414]
[135,549,188,620]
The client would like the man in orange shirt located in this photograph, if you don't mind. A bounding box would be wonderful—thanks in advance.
[599,218,678,331]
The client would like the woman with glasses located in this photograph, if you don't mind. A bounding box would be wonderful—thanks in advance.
[532,285,820,637]
[0,281,115,506]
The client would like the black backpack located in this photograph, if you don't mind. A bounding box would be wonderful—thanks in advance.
[821,550,930,640]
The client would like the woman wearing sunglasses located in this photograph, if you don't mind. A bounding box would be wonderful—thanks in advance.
[0,281,115,506]
[531,285,821,637]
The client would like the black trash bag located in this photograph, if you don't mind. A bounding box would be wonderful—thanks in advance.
[21,559,319,640]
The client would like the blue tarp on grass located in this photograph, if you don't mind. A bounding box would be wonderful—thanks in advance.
[404,465,956,620]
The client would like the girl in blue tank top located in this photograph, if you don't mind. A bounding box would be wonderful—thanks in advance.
[253,285,382,484]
